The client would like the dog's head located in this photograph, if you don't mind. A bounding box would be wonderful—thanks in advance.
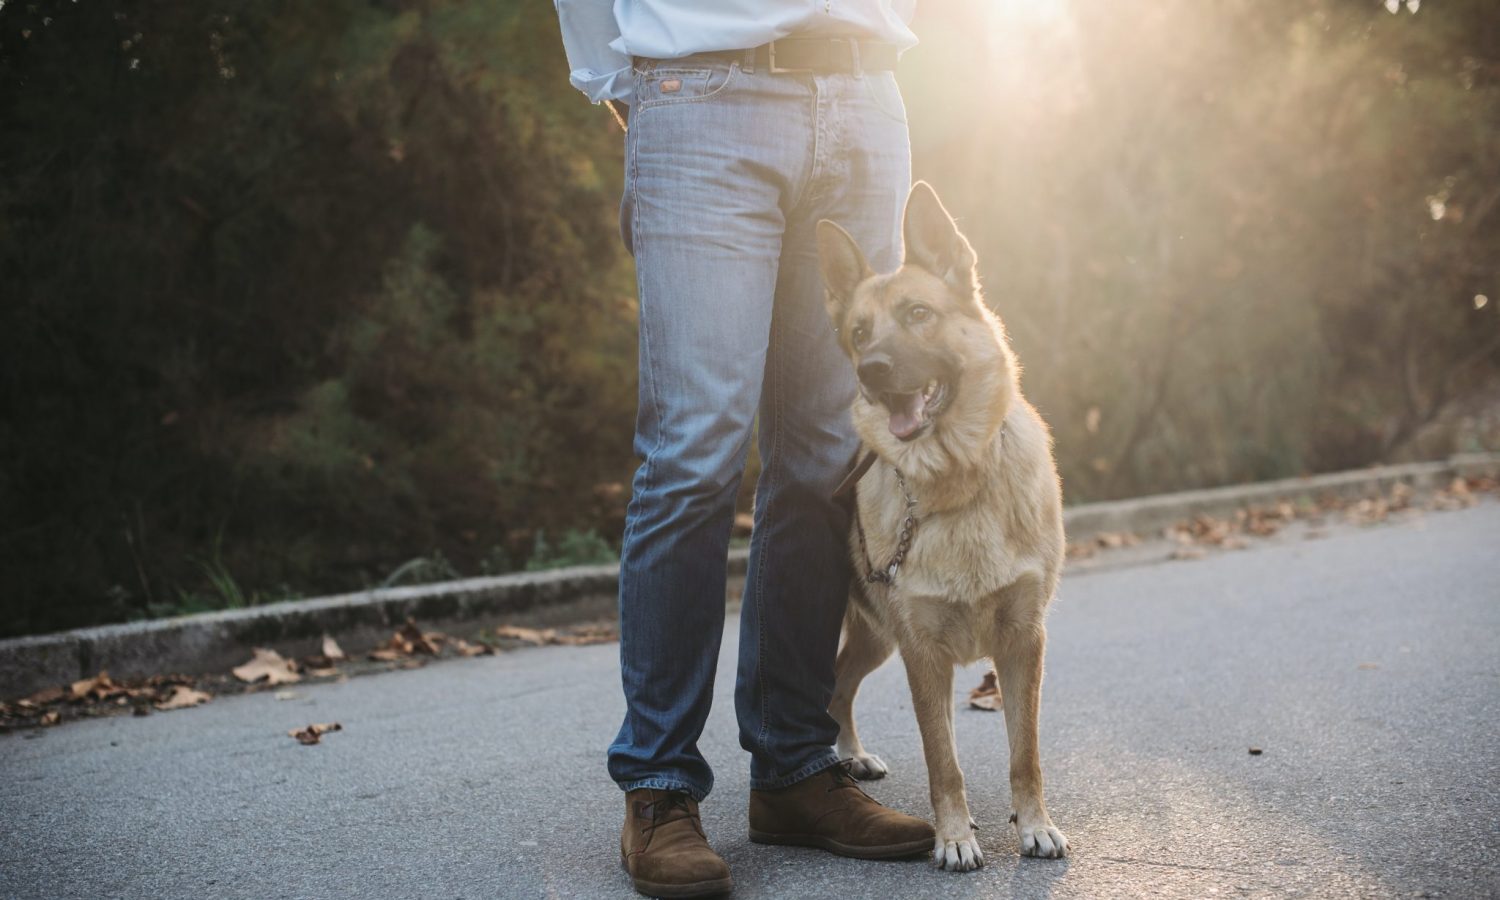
[818,182,1013,447]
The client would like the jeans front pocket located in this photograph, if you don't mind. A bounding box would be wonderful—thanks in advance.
[863,72,908,124]
[635,60,739,112]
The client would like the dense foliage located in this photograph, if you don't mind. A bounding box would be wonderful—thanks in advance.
[1,0,1495,636]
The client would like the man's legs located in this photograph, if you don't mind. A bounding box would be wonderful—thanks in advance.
[735,70,912,788]
[608,59,806,801]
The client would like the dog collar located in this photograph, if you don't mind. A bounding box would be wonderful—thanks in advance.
[831,450,879,503]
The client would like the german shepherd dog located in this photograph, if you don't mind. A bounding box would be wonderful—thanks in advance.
[817,182,1069,870]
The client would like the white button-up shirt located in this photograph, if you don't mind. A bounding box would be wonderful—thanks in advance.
[554,0,918,104]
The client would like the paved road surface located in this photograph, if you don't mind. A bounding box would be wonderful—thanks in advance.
[4,503,1499,899]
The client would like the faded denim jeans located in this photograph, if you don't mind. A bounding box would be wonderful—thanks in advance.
[609,51,911,800]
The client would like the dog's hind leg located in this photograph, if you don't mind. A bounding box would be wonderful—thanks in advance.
[830,608,895,779]
[992,599,1069,859]
[903,646,983,871]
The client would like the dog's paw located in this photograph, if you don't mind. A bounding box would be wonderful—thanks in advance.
[932,834,985,872]
[844,752,889,780]
[1015,817,1069,859]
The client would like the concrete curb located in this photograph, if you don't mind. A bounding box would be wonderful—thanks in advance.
[3,453,1496,700]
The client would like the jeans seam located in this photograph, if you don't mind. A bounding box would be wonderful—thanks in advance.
[753,312,788,760]
[618,111,661,763]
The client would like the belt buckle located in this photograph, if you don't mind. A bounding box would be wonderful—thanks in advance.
[766,40,812,74]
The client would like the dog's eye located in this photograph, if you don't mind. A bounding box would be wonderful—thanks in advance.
[851,324,870,344]
[907,305,932,324]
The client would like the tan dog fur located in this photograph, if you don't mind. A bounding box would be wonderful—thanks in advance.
[817,182,1069,870]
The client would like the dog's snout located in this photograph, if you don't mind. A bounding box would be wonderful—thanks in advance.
[857,354,893,387]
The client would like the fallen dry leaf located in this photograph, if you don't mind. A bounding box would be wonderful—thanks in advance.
[395,619,441,655]
[232,648,301,686]
[289,722,342,745]
[368,619,444,660]
[1095,531,1140,549]
[1065,541,1097,560]
[968,671,1003,712]
[154,685,211,711]
[494,625,555,646]
[321,635,346,662]
[69,671,129,702]
[452,639,495,657]
[40,710,61,726]
[22,686,66,707]
[552,625,618,646]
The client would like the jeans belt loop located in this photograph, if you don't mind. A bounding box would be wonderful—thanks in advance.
[742,46,755,74]
[849,38,863,78]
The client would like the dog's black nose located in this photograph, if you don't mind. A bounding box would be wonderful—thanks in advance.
[857,355,893,387]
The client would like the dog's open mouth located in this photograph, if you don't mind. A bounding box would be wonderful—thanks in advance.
[882,380,950,442]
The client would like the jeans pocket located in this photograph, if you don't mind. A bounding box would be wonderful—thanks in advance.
[635,60,739,111]
[863,72,908,124]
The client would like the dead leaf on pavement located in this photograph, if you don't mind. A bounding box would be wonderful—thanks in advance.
[232,648,301,685]
[321,635,346,662]
[1430,477,1477,511]
[154,685,212,711]
[22,686,66,707]
[452,639,495,657]
[289,722,342,745]
[552,625,618,646]
[968,671,1003,712]
[368,618,444,660]
[493,623,618,647]
[1095,531,1140,549]
[70,671,129,702]
[494,624,554,646]
[395,619,441,655]
[40,710,60,726]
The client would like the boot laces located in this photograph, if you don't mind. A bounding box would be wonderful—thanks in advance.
[827,760,876,800]
[642,791,697,832]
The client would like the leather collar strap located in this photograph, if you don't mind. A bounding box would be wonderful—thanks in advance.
[832,449,879,502]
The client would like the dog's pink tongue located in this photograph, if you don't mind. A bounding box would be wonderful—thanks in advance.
[887,392,927,439]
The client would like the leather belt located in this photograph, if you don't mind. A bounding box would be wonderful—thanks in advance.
[642,37,899,75]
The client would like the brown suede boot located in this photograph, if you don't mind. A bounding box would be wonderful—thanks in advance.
[620,789,733,898]
[748,761,935,859]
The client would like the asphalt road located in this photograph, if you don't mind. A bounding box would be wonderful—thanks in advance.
[4,503,1499,899]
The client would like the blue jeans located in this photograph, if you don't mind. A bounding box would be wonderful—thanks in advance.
[608,52,911,801]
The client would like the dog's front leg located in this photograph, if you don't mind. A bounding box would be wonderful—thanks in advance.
[830,610,896,779]
[994,620,1069,858]
[902,646,982,871]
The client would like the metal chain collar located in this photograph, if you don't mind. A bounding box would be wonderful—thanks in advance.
[854,466,918,585]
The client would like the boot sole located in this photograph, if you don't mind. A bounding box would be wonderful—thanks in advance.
[620,851,733,898]
[748,828,932,860]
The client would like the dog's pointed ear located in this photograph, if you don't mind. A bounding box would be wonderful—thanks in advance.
[817,219,872,318]
[903,181,978,297]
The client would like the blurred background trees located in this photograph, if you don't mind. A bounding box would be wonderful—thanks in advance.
[2,0,1496,636]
